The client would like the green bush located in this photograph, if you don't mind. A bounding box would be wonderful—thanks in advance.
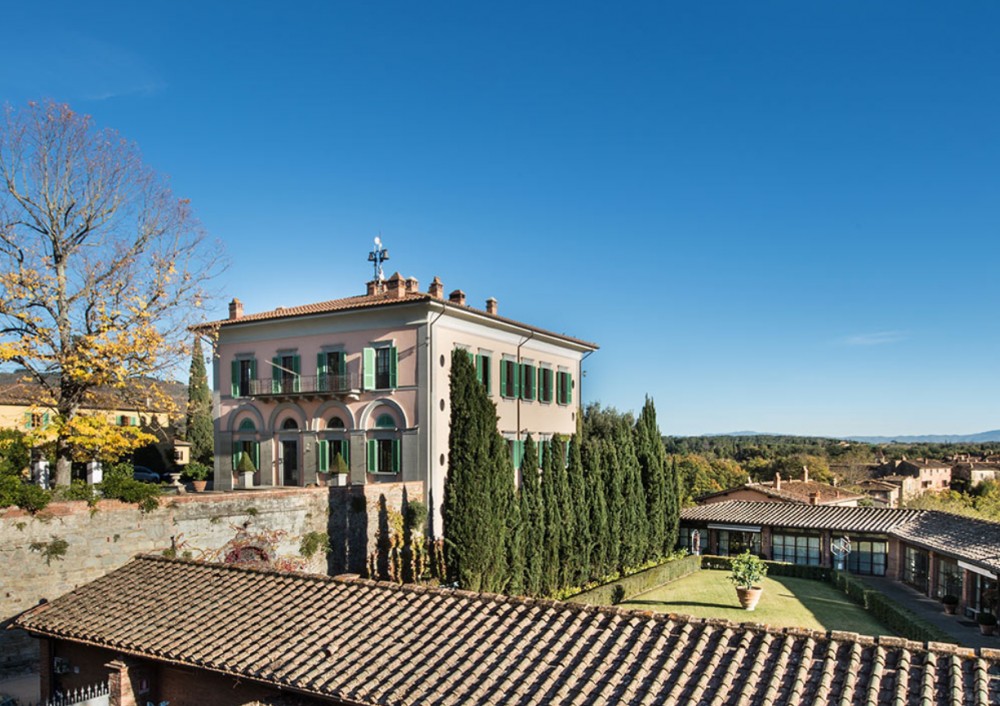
[567,554,701,606]
[299,531,331,559]
[404,501,428,532]
[237,453,256,474]
[728,551,768,589]
[182,461,211,482]
[700,555,831,582]
[56,479,99,506]
[100,466,161,514]
[0,474,20,508]
[15,483,52,514]
[331,452,349,475]
[977,612,997,627]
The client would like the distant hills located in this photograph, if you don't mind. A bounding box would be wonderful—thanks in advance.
[705,430,1000,444]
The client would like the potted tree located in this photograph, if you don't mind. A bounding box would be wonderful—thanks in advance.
[184,462,211,493]
[977,611,997,637]
[729,550,768,611]
[330,452,349,487]
[237,453,256,489]
[942,594,959,616]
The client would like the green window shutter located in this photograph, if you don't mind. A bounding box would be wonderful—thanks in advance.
[537,367,542,402]
[252,442,260,471]
[476,354,483,385]
[232,440,240,470]
[271,357,281,393]
[363,348,376,391]
[500,360,507,397]
[42,412,50,427]
[338,352,347,377]
[392,439,400,473]
[367,439,377,472]
[318,440,328,473]
[527,365,535,400]
[567,373,573,404]
[292,355,301,392]
[317,353,327,390]
[513,361,521,399]
[231,360,239,397]
[485,357,492,395]
[343,439,351,465]
[24,411,31,429]
[250,358,257,381]
[131,416,138,427]
[389,346,398,388]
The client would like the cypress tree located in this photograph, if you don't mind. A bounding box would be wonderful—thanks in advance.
[483,426,513,592]
[617,417,647,570]
[520,436,544,596]
[550,435,575,590]
[584,438,609,581]
[186,338,213,464]
[566,434,590,585]
[540,438,562,596]
[635,396,666,560]
[601,438,623,573]
[665,454,681,553]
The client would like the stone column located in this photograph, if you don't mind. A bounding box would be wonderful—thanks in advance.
[302,431,319,486]
[39,638,53,702]
[33,457,50,489]
[350,431,367,485]
[86,460,103,485]
[215,432,235,491]
[401,428,420,482]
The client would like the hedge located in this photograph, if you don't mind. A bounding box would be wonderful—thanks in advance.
[567,554,701,606]
[700,555,832,582]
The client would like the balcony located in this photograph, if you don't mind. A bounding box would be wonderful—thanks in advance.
[248,373,362,401]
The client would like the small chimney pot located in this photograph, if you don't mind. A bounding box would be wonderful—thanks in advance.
[429,277,444,300]
[774,472,781,491]
[228,298,244,320]
[449,289,466,306]
[486,297,498,315]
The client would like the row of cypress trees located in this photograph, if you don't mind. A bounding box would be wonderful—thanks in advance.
[443,349,680,596]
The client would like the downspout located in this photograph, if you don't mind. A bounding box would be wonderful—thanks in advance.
[580,349,595,414]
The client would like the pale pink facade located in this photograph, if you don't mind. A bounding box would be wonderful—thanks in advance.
[206,277,597,535]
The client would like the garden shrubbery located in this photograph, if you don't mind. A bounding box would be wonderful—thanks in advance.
[568,553,700,605]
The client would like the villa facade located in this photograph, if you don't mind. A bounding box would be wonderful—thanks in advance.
[199,273,597,534]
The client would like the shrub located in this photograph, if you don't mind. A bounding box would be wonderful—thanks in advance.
[728,551,767,590]
[100,467,161,513]
[0,474,20,509]
[331,452,349,475]
[30,536,68,565]
[16,483,52,514]
[237,453,256,474]
[567,554,701,605]
[977,612,997,627]
[404,501,428,532]
[299,531,331,559]
[182,461,211,482]
[611,585,626,604]
[56,479,99,506]
[942,594,959,606]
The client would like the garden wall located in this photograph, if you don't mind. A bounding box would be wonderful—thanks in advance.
[0,481,422,676]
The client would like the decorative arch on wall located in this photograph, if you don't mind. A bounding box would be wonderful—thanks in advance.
[313,400,355,431]
[359,398,408,430]
[267,402,307,432]
[228,404,266,433]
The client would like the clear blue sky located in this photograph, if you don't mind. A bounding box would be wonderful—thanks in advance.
[3,2,997,437]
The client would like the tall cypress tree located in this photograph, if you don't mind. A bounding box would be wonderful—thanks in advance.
[443,349,512,592]
[665,453,681,553]
[520,436,543,596]
[617,418,648,570]
[540,439,562,596]
[582,437,609,581]
[566,434,590,586]
[635,396,667,560]
[186,337,213,464]
[601,438,623,574]
[550,435,575,590]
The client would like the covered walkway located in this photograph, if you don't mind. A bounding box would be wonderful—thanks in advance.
[862,576,997,650]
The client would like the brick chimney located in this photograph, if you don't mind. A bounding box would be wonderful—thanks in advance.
[486,297,498,315]
[808,492,819,505]
[774,472,781,491]
[449,289,466,306]
[228,298,243,320]
[386,272,407,299]
[429,277,444,299]
[366,280,380,296]
[406,277,419,293]
[802,466,809,484]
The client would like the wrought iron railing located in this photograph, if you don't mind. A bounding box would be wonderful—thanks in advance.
[248,372,361,396]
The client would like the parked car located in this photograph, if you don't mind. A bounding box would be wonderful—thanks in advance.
[132,466,161,484]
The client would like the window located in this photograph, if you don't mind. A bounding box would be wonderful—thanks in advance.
[363,346,397,390]
[375,413,396,428]
[846,539,888,576]
[500,359,519,398]
[521,363,536,401]
[271,354,300,393]
[117,415,137,427]
[539,368,553,403]
[476,354,492,394]
[25,412,49,429]
[556,371,573,405]
[772,533,821,565]
[367,438,400,474]
[282,418,299,430]
[937,558,963,599]
[327,416,346,429]
[508,439,524,470]
[318,351,347,392]
[903,546,929,591]
[238,419,256,431]
[717,530,760,557]
[319,438,350,472]
[231,358,257,397]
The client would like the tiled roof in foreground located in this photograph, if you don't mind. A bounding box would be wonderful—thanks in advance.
[16,556,1000,706]
[681,501,927,533]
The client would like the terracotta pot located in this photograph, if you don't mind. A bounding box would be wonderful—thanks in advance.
[943,603,957,615]
[736,587,763,611]
[980,623,996,636]
[192,480,208,493]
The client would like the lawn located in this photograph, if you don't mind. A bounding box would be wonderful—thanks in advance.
[620,569,895,636]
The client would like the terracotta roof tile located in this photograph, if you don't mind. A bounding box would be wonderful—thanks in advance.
[15,555,1000,706]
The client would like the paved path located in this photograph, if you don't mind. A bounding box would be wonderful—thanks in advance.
[861,577,997,650]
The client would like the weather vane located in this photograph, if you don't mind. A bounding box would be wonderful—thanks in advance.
[368,233,389,288]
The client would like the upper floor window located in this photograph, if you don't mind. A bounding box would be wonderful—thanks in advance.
[521,363,536,401]
[557,371,573,405]
[118,415,137,427]
[363,345,397,391]
[230,358,257,398]
[501,359,519,398]
[476,353,492,394]
[25,412,49,429]
[539,368,553,403]
[270,354,300,394]
[318,351,347,392]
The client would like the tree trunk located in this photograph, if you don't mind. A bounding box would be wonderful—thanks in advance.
[55,443,72,487]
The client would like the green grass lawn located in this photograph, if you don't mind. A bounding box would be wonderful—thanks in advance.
[620,569,895,636]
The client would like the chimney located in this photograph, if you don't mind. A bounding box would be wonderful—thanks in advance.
[228,298,244,320]
[366,280,379,296]
[406,277,419,294]
[774,472,781,491]
[486,297,498,315]
[429,277,444,299]
[386,272,407,299]
[802,466,809,484]
[809,492,819,505]
[449,289,466,306]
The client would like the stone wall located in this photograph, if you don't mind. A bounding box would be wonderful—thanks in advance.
[0,481,423,675]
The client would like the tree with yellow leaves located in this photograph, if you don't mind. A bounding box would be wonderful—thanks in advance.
[0,100,224,485]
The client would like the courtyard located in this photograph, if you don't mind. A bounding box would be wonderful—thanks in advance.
[620,570,895,636]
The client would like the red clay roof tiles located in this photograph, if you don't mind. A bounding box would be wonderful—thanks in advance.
[15,555,1000,706]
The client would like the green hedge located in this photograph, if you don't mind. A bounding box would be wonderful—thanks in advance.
[567,554,702,606]
[700,555,832,582]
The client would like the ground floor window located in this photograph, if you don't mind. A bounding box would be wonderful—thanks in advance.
[367,438,400,474]
[717,530,760,557]
[846,539,888,576]
[772,533,821,565]
[903,546,929,591]
[937,558,963,599]
[968,573,998,618]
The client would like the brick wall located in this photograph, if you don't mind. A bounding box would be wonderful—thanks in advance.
[1,481,422,676]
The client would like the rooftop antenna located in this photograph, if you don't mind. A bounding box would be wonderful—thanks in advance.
[368,233,390,293]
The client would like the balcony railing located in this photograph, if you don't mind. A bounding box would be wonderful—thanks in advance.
[248,373,361,398]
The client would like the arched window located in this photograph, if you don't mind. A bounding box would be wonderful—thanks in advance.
[238,418,256,431]
[282,418,299,430]
[327,416,346,429]
[375,413,396,429]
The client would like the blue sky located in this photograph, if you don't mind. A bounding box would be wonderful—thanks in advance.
[2,2,997,437]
